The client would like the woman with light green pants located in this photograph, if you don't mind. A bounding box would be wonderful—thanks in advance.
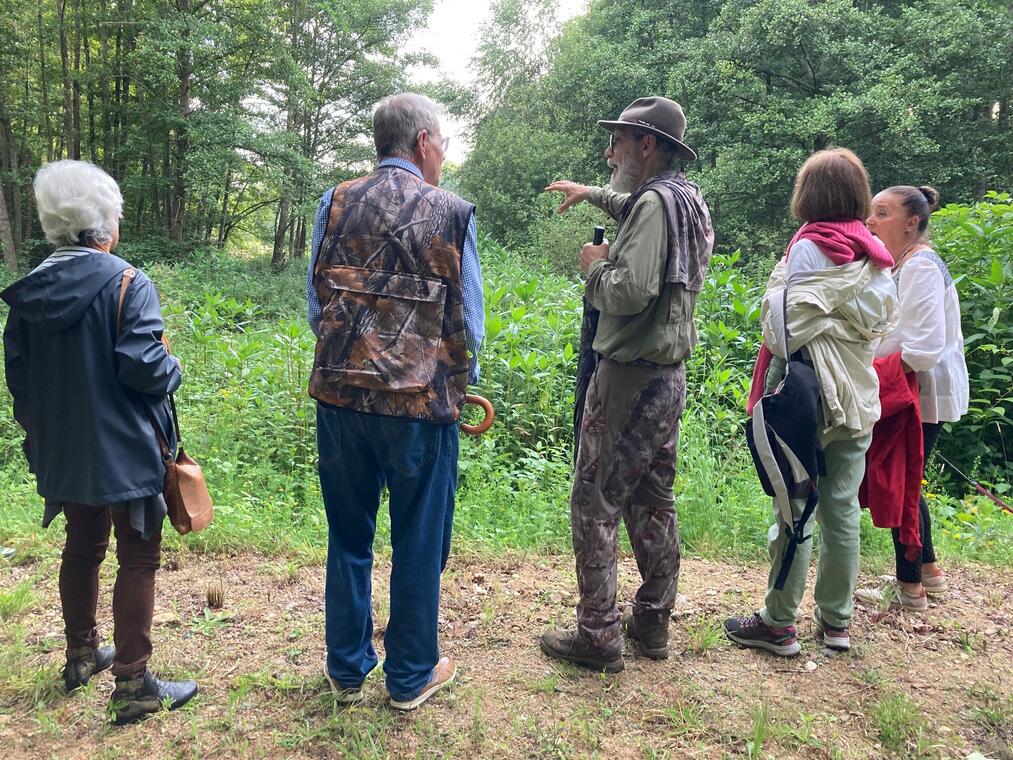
[725,148,898,656]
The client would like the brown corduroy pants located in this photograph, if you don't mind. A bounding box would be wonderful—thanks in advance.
[60,503,162,679]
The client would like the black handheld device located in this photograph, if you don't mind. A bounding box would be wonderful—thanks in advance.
[592,226,605,245]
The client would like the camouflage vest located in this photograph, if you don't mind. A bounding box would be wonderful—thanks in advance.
[309,165,474,423]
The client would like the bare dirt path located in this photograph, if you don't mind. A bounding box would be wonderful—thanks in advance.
[2,550,1011,759]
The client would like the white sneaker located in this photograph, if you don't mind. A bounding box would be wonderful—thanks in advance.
[323,667,364,704]
[855,580,928,612]
[389,656,456,711]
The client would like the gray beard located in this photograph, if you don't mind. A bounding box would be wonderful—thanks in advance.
[610,159,643,195]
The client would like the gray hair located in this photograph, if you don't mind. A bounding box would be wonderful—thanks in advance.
[34,160,123,247]
[373,93,443,159]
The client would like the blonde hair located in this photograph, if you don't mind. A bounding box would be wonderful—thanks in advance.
[34,160,123,247]
[790,148,872,223]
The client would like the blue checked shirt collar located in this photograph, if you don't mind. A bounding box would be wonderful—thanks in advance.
[378,157,424,180]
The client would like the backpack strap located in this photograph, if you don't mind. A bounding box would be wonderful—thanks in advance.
[773,488,819,591]
[781,286,791,377]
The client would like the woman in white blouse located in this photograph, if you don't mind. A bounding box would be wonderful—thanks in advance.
[859,185,970,610]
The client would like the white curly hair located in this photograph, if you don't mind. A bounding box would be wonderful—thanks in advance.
[34,160,123,247]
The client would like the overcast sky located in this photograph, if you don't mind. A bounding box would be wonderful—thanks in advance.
[408,0,588,161]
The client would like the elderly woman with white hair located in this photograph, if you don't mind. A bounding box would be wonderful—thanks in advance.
[1,160,197,723]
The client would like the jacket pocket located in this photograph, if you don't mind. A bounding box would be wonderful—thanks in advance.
[318,265,447,392]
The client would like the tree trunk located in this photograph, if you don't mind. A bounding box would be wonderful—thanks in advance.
[57,0,77,158]
[217,169,232,249]
[0,183,17,272]
[0,94,22,251]
[162,133,172,233]
[135,155,149,235]
[272,194,290,268]
[83,6,96,163]
[72,0,83,160]
[170,0,192,243]
[38,6,55,161]
[99,0,111,165]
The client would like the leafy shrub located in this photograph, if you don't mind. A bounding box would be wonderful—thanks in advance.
[686,250,762,449]
[931,192,1012,486]
[520,193,611,274]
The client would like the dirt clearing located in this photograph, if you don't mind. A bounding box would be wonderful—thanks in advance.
[2,550,1011,759]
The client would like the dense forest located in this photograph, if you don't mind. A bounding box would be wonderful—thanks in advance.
[459,0,1011,261]
[0,0,444,270]
[1,0,1009,270]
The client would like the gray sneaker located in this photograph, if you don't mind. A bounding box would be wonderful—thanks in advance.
[855,580,928,612]
[922,572,948,597]
[323,667,364,705]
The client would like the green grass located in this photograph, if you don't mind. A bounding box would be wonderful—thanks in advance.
[871,692,932,757]
[1,241,1011,567]
[0,578,37,620]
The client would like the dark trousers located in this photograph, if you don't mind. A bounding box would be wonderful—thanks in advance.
[570,360,685,655]
[316,404,457,703]
[893,422,942,583]
[60,504,162,679]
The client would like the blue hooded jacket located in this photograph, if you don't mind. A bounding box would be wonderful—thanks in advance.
[2,250,180,505]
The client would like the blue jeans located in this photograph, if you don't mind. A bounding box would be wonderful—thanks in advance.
[316,403,458,702]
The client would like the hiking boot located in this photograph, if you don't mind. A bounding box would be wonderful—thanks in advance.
[323,667,364,705]
[389,656,456,711]
[724,613,801,657]
[109,670,198,725]
[622,609,670,659]
[922,571,948,598]
[812,607,851,651]
[539,629,624,672]
[63,645,115,691]
[855,580,928,612]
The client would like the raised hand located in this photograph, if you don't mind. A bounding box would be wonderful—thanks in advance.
[545,180,591,214]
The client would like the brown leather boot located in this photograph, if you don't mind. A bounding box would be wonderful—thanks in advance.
[622,609,670,659]
[539,629,624,672]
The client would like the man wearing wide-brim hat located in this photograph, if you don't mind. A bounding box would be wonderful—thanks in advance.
[542,96,714,671]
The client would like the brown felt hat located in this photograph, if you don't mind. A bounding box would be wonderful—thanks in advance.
[598,96,697,161]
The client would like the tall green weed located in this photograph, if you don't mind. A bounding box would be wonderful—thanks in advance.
[0,222,1009,565]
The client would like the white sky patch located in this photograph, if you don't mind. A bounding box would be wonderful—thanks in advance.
[408,0,588,162]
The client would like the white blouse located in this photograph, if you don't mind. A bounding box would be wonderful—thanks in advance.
[875,250,969,423]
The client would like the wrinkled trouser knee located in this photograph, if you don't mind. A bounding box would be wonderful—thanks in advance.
[571,360,685,653]
[761,434,871,629]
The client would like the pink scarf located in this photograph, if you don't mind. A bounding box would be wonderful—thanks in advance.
[746,220,894,413]
[787,219,894,268]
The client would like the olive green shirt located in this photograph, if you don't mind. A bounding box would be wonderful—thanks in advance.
[585,184,698,365]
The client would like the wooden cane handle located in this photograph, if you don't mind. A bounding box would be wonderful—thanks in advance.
[461,394,495,436]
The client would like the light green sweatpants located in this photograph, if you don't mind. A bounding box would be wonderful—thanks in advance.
[760,433,872,629]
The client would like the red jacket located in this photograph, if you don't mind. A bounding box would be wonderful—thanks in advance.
[859,353,923,559]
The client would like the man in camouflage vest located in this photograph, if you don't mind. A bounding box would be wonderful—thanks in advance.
[541,97,713,671]
[306,93,484,709]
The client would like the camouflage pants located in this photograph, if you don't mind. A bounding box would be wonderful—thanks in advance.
[571,359,686,654]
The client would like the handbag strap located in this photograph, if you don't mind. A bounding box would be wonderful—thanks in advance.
[115,268,136,333]
[115,268,179,460]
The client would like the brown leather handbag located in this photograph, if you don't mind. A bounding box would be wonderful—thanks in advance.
[117,269,213,535]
